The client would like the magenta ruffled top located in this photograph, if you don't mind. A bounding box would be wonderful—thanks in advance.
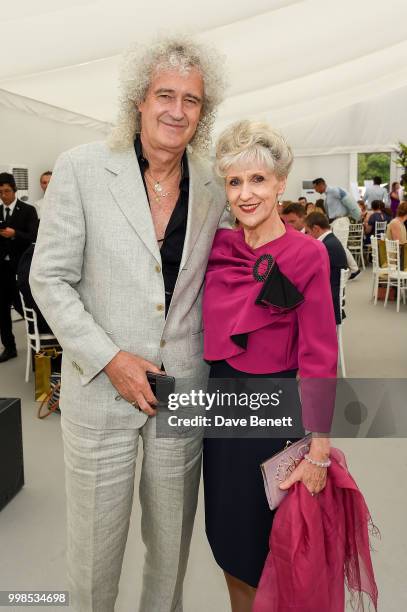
[203,226,338,432]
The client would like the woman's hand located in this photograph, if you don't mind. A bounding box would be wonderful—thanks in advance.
[279,435,330,495]
[279,460,327,495]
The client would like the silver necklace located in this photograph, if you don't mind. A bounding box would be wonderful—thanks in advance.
[145,162,182,203]
[145,173,172,203]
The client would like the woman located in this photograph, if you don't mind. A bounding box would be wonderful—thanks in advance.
[202,121,338,612]
[358,199,369,222]
[305,201,315,215]
[314,198,327,215]
[386,201,407,244]
[390,181,401,218]
[364,200,388,243]
[379,200,392,223]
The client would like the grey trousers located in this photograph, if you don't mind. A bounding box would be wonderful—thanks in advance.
[61,415,202,612]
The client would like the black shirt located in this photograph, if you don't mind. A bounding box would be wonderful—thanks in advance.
[134,135,189,315]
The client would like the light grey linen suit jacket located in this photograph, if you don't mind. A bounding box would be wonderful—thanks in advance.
[30,141,226,430]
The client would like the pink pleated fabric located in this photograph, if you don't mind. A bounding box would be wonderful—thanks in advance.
[253,448,378,612]
[203,226,338,432]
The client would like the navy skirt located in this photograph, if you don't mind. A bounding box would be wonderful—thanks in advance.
[203,360,299,588]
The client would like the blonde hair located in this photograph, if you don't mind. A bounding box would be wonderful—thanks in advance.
[109,34,227,153]
[215,120,293,178]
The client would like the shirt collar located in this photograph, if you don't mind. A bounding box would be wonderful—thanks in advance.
[3,197,17,216]
[318,230,332,241]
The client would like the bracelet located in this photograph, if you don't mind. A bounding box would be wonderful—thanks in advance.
[303,453,331,468]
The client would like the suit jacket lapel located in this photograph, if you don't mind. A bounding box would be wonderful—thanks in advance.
[11,200,24,224]
[5,200,22,227]
[105,147,161,263]
[180,154,213,270]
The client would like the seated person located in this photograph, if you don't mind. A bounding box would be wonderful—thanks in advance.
[305,201,315,215]
[386,202,407,244]
[358,200,368,222]
[315,198,327,215]
[305,212,348,324]
[17,244,53,334]
[305,200,325,216]
[379,200,392,223]
[281,202,306,232]
[364,200,389,242]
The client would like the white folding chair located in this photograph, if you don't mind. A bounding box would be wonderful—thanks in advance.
[337,268,350,377]
[19,292,57,382]
[375,220,387,237]
[384,240,407,312]
[370,236,388,305]
[347,223,365,270]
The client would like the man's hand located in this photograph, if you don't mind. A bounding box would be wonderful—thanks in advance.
[104,351,163,416]
[0,227,15,238]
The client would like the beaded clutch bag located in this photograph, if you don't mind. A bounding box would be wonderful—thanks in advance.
[260,434,312,510]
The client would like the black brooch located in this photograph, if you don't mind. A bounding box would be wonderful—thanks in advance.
[253,254,274,282]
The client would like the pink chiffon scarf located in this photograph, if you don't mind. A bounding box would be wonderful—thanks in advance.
[253,448,378,612]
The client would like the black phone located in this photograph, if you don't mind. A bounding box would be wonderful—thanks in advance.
[146,371,175,405]
[0,221,7,230]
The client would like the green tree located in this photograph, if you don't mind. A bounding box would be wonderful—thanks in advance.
[357,152,390,185]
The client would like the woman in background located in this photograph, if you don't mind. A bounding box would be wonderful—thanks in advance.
[386,201,407,244]
[390,181,401,218]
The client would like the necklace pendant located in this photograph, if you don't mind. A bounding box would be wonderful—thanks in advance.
[154,182,163,193]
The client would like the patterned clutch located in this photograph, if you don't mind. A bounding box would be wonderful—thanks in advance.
[260,434,312,510]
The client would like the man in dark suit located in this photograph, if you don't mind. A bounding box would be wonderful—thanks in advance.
[0,172,38,362]
[305,211,348,324]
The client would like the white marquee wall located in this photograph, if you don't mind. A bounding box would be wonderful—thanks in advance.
[0,92,108,202]
[285,154,350,202]
[1,0,406,202]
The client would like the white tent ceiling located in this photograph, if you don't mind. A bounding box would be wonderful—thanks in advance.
[1,0,407,151]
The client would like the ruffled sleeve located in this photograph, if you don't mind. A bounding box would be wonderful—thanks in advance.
[294,242,338,432]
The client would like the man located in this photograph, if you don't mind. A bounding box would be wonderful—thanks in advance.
[288,201,359,279]
[298,196,307,206]
[363,176,388,210]
[313,177,360,243]
[279,200,297,216]
[30,36,226,612]
[34,170,52,219]
[282,202,306,232]
[305,212,347,324]
[0,172,38,362]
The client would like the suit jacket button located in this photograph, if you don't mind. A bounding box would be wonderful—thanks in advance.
[156,304,164,312]
[160,339,166,348]
[155,265,161,273]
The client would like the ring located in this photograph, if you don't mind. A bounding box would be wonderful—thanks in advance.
[131,401,141,411]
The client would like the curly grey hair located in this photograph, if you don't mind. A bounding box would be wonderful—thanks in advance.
[215,120,294,178]
[109,35,227,153]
